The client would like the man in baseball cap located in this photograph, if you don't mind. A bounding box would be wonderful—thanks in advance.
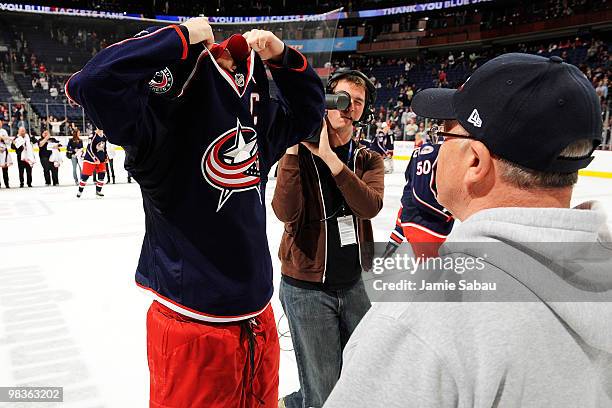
[324,53,612,407]
[411,52,603,219]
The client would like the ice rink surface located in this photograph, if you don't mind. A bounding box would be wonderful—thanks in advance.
[1,158,611,407]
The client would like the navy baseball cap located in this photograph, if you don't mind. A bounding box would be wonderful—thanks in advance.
[412,53,602,173]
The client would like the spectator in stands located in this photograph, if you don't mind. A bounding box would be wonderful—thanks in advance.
[415,121,427,145]
[596,79,608,101]
[0,121,12,188]
[68,122,78,135]
[404,118,418,141]
[438,70,448,87]
[40,76,48,91]
[49,85,59,99]
[399,109,409,138]
[66,129,83,185]
[11,104,25,129]
[48,115,66,136]
[37,129,61,186]
[406,85,414,102]
[456,51,466,65]
[11,126,34,187]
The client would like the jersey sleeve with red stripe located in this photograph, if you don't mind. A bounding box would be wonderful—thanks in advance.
[65,25,189,147]
[257,46,325,167]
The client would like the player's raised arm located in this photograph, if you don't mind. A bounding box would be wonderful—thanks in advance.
[244,29,325,145]
[64,18,213,146]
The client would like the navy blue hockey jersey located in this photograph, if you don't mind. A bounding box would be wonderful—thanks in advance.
[389,142,454,246]
[66,25,325,322]
[83,133,108,163]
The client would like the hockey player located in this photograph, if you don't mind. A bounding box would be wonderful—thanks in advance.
[77,128,107,198]
[65,18,324,408]
[386,131,454,259]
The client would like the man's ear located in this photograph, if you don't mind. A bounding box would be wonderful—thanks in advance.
[464,140,494,197]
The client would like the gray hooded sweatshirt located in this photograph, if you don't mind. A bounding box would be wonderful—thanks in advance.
[324,202,612,408]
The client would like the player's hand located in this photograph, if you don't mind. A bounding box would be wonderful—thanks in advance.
[302,119,345,176]
[242,29,284,62]
[302,119,332,159]
[181,17,214,47]
[286,145,299,155]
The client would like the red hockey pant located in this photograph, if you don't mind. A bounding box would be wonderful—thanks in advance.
[146,301,280,408]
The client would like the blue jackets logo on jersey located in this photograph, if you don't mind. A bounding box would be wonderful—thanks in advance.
[149,67,174,94]
[202,118,261,211]
[420,145,434,155]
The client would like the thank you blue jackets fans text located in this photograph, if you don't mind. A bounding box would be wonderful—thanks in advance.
[65,25,325,322]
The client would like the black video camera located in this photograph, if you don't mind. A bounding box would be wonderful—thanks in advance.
[325,91,352,112]
[303,91,352,143]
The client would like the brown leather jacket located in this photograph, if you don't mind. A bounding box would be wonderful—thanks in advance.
[272,144,385,283]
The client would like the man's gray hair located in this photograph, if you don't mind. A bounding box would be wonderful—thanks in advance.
[496,139,594,189]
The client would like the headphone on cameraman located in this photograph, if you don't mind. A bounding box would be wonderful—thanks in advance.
[326,68,377,126]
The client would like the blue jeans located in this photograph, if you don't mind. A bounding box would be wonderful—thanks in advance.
[71,156,81,183]
[280,278,371,408]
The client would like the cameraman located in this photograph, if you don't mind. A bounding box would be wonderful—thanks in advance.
[272,70,384,408]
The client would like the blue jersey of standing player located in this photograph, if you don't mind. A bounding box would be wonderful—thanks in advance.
[389,142,454,248]
[65,25,325,322]
[83,132,108,163]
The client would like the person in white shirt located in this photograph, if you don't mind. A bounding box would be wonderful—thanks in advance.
[48,116,66,136]
[0,120,12,188]
[40,76,49,91]
[11,126,35,187]
[404,117,418,141]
